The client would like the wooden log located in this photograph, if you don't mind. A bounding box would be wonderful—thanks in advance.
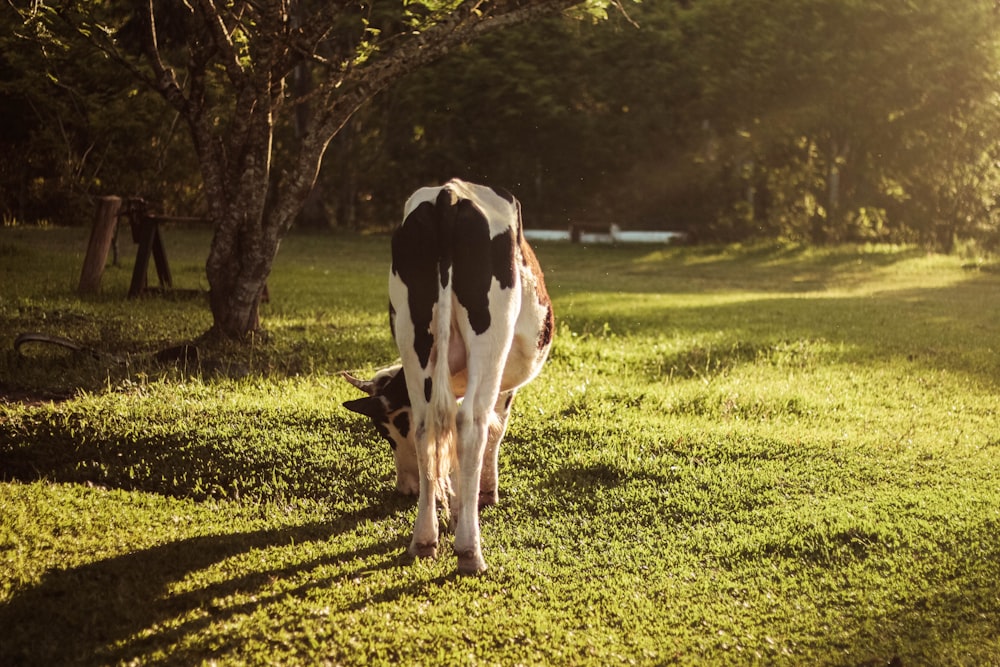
[78,196,122,294]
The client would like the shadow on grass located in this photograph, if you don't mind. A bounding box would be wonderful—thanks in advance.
[830,515,1000,664]
[540,242,934,295]
[0,410,389,502]
[565,274,1000,389]
[0,497,437,666]
[0,406,451,664]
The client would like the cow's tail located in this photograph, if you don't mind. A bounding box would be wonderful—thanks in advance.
[424,187,460,513]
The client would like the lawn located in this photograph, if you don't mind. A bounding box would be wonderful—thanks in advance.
[1,224,999,665]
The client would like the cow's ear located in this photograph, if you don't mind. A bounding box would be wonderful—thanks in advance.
[343,396,386,420]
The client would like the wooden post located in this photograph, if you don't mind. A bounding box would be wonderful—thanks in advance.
[128,208,154,298]
[150,224,173,289]
[128,209,175,297]
[78,196,122,294]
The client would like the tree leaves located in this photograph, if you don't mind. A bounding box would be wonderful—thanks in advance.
[4,0,999,253]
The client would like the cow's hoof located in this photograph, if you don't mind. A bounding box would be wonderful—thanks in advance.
[409,541,438,559]
[456,550,487,576]
[478,490,498,508]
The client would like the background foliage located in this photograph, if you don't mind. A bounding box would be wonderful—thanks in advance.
[3,1,1000,249]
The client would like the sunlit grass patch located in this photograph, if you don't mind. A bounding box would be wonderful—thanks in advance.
[2,230,999,665]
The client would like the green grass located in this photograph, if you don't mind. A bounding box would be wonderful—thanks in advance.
[2,225,999,665]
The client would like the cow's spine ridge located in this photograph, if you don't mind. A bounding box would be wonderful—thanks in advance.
[425,187,459,511]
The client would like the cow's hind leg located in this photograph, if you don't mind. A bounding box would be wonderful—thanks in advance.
[453,399,491,574]
[454,350,513,573]
[408,407,439,559]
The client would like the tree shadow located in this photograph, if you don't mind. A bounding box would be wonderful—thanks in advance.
[566,272,1000,390]
[0,408,391,503]
[824,516,1000,665]
[0,498,441,666]
[542,242,936,296]
[0,407,430,664]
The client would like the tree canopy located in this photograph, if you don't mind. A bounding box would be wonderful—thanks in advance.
[3,0,998,265]
[5,0,602,338]
[317,0,1000,249]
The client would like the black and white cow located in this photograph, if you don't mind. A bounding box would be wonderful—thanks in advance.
[343,179,553,574]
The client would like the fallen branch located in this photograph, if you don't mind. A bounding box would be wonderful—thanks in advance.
[13,332,198,366]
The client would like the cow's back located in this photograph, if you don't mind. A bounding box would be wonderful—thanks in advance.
[391,179,551,394]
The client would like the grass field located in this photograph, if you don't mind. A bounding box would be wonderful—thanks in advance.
[1,224,999,665]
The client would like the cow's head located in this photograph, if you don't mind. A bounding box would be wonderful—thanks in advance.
[341,365,419,495]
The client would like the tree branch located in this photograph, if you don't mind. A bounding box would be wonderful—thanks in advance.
[269,0,580,237]
[317,0,579,131]
[142,0,189,113]
[195,0,249,87]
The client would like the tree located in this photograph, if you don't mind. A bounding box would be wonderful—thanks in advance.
[681,0,1000,245]
[0,6,200,225]
[17,0,605,340]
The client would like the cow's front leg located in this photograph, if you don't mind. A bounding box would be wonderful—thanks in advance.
[479,390,516,508]
[454,407,488,574]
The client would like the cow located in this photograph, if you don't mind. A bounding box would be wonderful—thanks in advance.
[342,179,553,575]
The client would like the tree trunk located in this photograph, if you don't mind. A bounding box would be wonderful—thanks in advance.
[201,111,333,340]
[205,219,274,339]
[824,138,850,241]
[199,106,282,339]
[297,183,328,229]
